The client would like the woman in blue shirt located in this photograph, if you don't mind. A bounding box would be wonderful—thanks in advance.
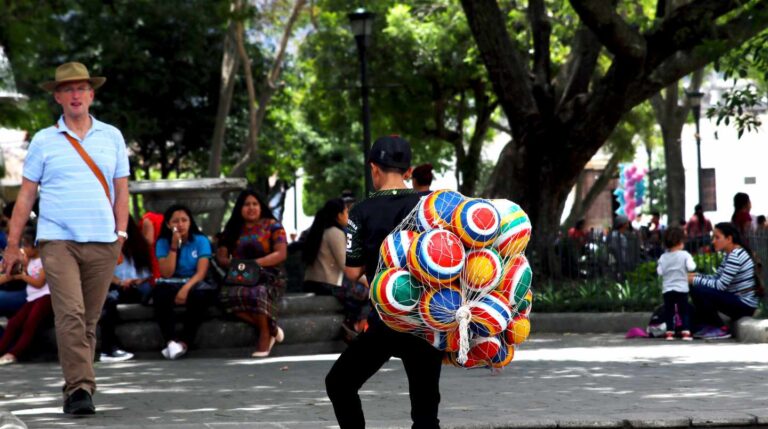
[154,204,214,360]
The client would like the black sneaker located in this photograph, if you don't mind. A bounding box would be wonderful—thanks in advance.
[63,389,95,415]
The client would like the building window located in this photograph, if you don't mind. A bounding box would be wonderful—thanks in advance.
[702,168,717,211]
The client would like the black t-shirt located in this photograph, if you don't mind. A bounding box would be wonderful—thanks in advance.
[346,189,427,282]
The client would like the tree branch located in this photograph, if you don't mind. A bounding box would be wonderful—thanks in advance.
[230,0,306,177]
[634,2,768,106]
[490,120,513,135]
[570,0,646,62]
[556,24,601,112]
[460,0,539,136]
[645,0,756,69]
[528,0,552,91]
[208,19,240,177]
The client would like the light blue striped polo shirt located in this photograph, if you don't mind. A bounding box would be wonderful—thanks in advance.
[23,115,130,243]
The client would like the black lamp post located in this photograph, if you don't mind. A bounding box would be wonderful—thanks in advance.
[686,90,705,208]
[349,8,375,196]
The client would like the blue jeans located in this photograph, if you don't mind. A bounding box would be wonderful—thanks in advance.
[690,286,756,327]
[99,281,153,352]
[0,289,27,318]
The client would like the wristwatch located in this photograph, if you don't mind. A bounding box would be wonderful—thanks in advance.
[117,230,128,239]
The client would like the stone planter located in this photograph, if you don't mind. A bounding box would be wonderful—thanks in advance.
[129,178,247,232]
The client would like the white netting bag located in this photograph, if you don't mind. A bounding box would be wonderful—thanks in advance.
[370,189,533,370]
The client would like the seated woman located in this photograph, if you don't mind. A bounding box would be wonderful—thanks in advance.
[217,190,287,357]
[0,272,27,321]
[154,204,215,360]
[0,233,53,365]
[302,198,367,337]
[688,222,762,339]
[98,215,153,362]
[303,198,348,295]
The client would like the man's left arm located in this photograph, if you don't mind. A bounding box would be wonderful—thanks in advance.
[114,177,129,242]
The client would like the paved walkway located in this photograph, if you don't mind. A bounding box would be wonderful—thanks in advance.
[1,334,768,429]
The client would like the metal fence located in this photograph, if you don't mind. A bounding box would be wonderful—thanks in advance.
[531,229,768,288]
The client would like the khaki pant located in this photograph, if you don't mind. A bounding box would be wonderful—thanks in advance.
[40,240,121,398]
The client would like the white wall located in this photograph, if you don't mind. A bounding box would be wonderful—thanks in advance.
[681,113,768,225]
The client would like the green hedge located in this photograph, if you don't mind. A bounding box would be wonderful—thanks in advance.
[533,253,725,313]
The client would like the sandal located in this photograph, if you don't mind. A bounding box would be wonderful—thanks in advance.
[252,332,280,358]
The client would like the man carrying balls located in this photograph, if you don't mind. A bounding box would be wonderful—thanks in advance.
[325,135,443,428]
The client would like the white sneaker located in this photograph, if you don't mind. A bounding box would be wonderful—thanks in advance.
[167,341,187,360]
[161,345,171,359]
[100,349,134,363]
[0,354,16,366]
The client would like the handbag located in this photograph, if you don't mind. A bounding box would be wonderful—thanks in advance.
[224,259,262,286]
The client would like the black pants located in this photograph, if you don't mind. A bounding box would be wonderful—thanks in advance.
[325,322,443,429]
[153,281,217,345]
[691,286,756,327]
[662,291,690,332]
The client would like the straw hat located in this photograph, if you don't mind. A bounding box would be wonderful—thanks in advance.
[39,62,106,92]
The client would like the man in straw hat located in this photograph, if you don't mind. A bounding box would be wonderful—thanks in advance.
[3,62,129,415]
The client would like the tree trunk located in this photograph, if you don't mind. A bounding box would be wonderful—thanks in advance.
[458,82,496,196]
[208,20,240,178]
[205,17,240,233]
[460,0,766,278]
[651,68,704,226]
[229,0,306,178]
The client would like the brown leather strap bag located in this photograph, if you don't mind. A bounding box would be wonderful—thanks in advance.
[55,125,111,202]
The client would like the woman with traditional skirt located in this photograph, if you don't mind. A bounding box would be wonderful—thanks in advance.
[217,189,287,357]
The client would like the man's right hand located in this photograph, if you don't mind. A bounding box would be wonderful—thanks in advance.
[2,246,22,275]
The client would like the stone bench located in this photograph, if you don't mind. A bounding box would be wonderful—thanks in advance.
[1,293,348,359]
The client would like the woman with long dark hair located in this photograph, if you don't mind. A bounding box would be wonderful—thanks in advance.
[685,204,713,252]
[98,215,153,362]
[688,222,762,339]
[154,204,214,360]
[303,198,348,295]
[217,190,287,357]
[411,163,434,192]
[731,192,752,240]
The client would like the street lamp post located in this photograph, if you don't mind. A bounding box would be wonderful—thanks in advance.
[349,8,375,197]
[686,90,705,208]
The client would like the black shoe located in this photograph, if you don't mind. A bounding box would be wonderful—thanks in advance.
[63,389,95,415]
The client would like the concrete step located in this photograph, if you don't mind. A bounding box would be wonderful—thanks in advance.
[113,313,346,351]
[4,292,347,359]
[116,293,342,322]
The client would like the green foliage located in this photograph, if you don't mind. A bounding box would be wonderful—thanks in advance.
[692,252,724,275]
[535,278,662,313]
[299,0,495,212]
[2,0,230,179]
[603,101,661,177]
[707,26,768,138]
[706,84,763,139]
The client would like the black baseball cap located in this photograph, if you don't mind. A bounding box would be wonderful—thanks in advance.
[369,135,412,169]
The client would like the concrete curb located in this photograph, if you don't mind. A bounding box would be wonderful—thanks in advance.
[530,312,649,333]
[442,412,768,429]
[735,316,768,343]
[0,412,26,429]
[530,312,768,344]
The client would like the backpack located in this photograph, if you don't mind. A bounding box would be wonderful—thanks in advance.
[646,305,667,338]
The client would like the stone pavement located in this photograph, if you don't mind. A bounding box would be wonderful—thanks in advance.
[1,334,768,429]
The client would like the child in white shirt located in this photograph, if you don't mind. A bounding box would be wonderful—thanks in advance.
[656,227,696,340]
[0,235,52,364]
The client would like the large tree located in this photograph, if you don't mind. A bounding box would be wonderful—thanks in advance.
[460,0,768,248]
[299,0,499,212]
